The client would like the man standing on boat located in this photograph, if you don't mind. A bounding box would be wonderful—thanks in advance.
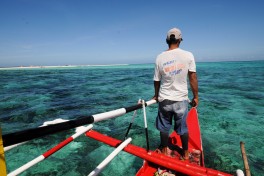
[153,27,198,160]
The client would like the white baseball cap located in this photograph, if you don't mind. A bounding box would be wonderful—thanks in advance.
[167,28,182,40]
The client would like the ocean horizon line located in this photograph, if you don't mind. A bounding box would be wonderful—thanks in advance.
[0,59,263,70]
[0,64,131,70]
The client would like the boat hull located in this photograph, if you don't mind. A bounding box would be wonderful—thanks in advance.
[86,108,231,176]
[136,107,204,175]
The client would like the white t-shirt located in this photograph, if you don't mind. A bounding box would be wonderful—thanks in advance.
[153,48,196,102]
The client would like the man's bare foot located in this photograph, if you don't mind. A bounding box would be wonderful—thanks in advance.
[181,150,189,160]
[161,146,168,155]
[161,147,173,157]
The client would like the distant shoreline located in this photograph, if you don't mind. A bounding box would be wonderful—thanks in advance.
[0,60,263,70]
[0,64,130,70]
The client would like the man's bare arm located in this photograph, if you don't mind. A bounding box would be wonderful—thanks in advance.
[188,71,198,107]
[153,81,160,101]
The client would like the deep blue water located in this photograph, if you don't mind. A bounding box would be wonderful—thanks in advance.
[1,61,263,176]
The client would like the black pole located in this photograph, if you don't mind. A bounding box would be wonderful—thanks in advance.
[2,116,94,147]
[3,101,153,147]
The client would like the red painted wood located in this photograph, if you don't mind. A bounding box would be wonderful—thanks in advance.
[43,137,73,158]
[85,128,231,176]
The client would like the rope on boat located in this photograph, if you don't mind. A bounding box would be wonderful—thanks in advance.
[124,99,141,140]
[2,99,157,147]
[7,124,93,176]
[87,137,132,176]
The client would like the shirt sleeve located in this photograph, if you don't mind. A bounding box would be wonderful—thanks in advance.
[188,53,196,72]
[153,59,161,81]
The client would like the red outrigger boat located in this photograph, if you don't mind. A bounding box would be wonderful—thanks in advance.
[85,107,232,176]
[2,100,247,176]
[136,107,205,176]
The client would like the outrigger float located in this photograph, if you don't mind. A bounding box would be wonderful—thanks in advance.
[1,99,250,176]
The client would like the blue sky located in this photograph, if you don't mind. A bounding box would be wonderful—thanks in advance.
[0,0,264,67]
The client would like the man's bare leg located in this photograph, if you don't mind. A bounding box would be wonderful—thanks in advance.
[180,133,189,159]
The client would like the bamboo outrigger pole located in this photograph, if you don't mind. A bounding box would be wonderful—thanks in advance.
[0,127,7,176]
[240,141,251,176]
[2,100,157,147]
[8,125,93,176]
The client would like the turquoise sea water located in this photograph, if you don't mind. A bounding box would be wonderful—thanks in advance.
[1,61,263,176]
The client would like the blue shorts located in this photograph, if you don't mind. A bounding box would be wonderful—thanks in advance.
[156,99,189,135]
